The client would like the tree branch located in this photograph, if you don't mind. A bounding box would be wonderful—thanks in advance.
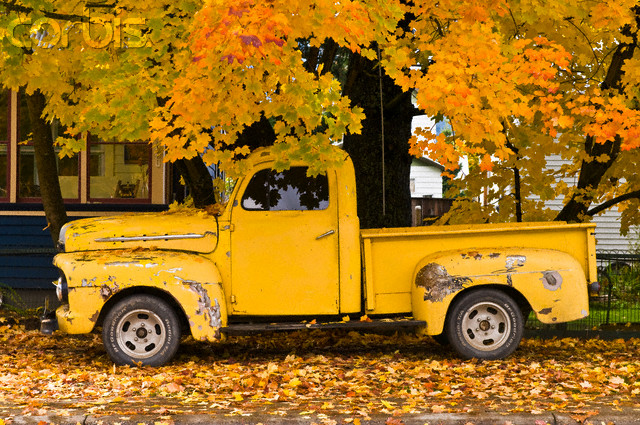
[319,38,338,76]
[385,91,412,111]
[587,190,640,217]
[0,1,114,22]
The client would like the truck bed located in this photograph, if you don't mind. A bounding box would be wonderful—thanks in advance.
[360,222,597,315]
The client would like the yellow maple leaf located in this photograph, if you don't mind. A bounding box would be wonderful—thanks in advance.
[479,154,494,172]
[288,377,302,387]
[381,400,395,410]
[164,382,185,393]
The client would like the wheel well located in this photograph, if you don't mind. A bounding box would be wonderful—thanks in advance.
[447,284,532,319]
[96,287,192,336]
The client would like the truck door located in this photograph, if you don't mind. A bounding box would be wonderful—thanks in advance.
[230,166,340,315]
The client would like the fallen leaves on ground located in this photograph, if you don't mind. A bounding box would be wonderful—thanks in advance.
[1,317,640,422]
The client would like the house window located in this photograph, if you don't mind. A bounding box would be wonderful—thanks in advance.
[17,90,80,201]
[0,90,8,200]
[2,89,159,205]
[17,92,37,199]
[88,135,150,201]
[18,147,80,200]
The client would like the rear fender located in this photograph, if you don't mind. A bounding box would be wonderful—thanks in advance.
[54,250,227,342]
[411,248,589,335]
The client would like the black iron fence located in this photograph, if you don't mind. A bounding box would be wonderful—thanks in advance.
[527,250,640,331]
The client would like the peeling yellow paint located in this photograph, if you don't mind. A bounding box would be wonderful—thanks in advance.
[54,250,227,342]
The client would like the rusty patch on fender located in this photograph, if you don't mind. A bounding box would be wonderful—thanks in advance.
[99,277,120,300]
[189,282,223,339]
[541,271,562,291]
[416,263,472,302]
[538,307,553,315]
[81,277,97,287]
[100,285,112,299]
[461,251,483,260]
[89,310,100,323]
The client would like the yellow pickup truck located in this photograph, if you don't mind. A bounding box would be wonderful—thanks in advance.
[50,146,597,366]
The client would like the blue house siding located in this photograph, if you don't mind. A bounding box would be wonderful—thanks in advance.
[0,215,57,289]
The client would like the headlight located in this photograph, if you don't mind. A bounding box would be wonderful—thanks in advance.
[54,275,69,303]
[57,223,69,252]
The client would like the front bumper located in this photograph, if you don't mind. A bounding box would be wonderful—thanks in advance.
[40,309,59,334]
[41,304,96,335]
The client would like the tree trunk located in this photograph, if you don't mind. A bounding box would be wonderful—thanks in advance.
[25,90,68,244]
[342,51,415,228]
[173,156,216,208]
[555,41,636,222]
[235,113,276,152]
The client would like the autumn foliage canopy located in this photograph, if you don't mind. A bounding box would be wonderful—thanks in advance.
[1,0,640,224]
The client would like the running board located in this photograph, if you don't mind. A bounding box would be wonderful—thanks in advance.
[222,318,426,335]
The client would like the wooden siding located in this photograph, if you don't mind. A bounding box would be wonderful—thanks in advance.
[411,197,454,226]
[0,215,57,289]
[410,159,444,198]
[542,154,637,252]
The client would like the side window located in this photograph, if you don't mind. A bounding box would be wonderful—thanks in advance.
[242,169,270,210]
[241,167,329,211]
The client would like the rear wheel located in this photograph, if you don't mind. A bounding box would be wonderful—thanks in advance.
[102,295,181,366]
[445,289,523,360]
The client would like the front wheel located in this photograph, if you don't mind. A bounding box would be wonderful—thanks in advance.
[445,289,523,360]
[102,295,181,366]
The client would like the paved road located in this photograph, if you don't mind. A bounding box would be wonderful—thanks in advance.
[2,401,640,425]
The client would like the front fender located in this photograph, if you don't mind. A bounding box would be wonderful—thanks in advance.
[54,250,227,342]
[412,249,589,335]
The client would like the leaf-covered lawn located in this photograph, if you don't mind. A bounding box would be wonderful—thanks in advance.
[1,316,640,422]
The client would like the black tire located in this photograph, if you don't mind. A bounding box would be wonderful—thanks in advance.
[445,289,523,360]
[431,332,449,346]
[102,294,181,366]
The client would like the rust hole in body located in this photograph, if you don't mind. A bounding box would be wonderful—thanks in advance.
[416,263,472,302]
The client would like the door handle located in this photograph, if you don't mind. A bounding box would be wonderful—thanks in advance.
[316,230,335,240]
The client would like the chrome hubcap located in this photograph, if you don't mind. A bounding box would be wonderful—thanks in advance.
[460,301,511,351]
[116,309,166,359]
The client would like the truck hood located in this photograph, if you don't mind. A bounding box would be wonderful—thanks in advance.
[58,211,218,254]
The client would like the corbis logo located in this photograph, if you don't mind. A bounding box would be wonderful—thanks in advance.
[7,7,147,49]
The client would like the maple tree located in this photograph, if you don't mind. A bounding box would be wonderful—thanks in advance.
[149,0,435,227]
[150,0,640,229]
[2,0,640,233]
[0,0,218,240]
[403,1,640,228]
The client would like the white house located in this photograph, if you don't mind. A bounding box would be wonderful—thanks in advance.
[543,155,638,253]
[410,156,444,198]
[409,115,452,199]
[409,115,457,225]
[408,115,637,251]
